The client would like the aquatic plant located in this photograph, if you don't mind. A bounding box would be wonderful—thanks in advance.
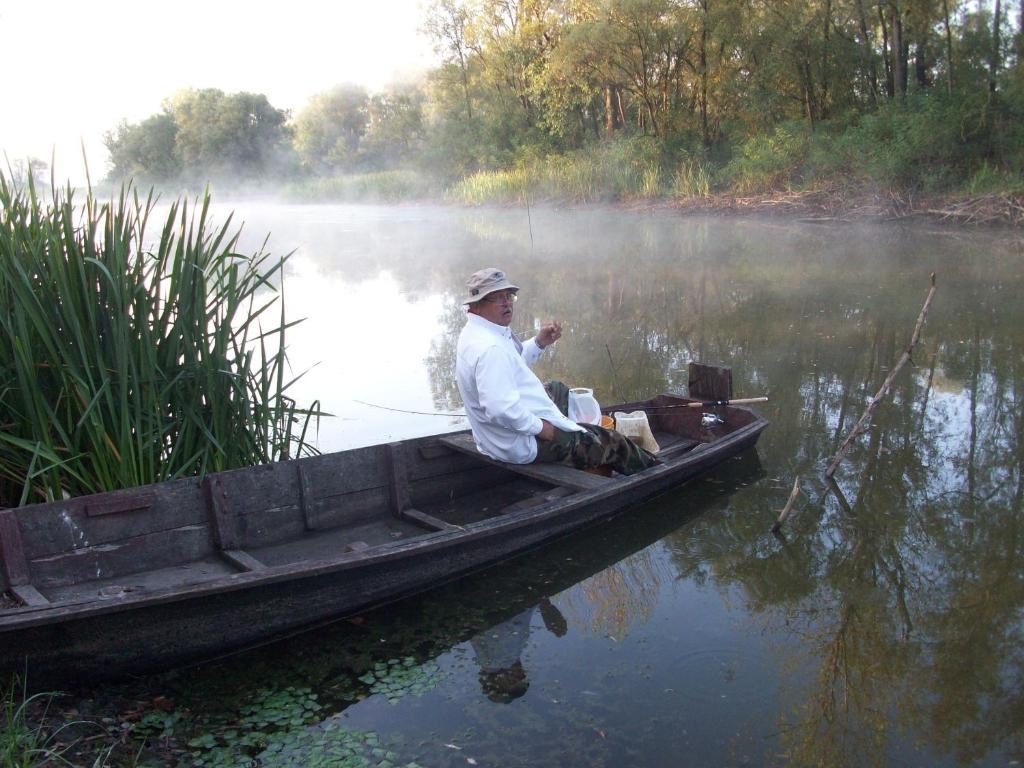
[357,657,446,704]
[0,174,319,507]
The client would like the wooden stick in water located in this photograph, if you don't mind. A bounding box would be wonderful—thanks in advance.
[825,273,938,478]
[771,476,801,534]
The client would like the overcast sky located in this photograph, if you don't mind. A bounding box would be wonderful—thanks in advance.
[1,0,438,185]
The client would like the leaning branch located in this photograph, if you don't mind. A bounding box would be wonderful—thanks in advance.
[825,273,938,478]
[770,475,802,534]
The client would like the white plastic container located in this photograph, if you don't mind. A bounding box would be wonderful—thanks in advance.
[612,410,661,453]
[568,387,602,425]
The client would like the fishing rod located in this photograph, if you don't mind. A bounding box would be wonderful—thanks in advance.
[635,397,769,411]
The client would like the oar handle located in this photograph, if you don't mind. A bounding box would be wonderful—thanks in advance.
[686,396,769,408]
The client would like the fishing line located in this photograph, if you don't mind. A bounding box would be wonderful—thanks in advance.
[353,399,466,417]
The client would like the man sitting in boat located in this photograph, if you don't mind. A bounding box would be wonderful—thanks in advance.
[456,267,657,475]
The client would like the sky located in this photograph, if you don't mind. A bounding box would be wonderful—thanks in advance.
[1,0,438,186]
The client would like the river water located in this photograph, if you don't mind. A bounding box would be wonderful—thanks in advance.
[120,204,1023,766]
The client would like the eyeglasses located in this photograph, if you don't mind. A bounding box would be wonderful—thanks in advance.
[482,291,517,305]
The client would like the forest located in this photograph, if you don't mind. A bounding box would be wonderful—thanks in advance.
[103,0,1024,208]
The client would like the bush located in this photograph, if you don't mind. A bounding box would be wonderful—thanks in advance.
[447,137,668,204]
[719,122,811,193]
[0,176,319,507]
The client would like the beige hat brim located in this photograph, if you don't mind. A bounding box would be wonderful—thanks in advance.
[463,280,520,304]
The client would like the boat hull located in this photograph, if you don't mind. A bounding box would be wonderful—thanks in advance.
[1,396,766,684]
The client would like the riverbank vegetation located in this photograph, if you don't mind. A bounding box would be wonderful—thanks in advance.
[0,175,318,509]
[101,1,1024,218]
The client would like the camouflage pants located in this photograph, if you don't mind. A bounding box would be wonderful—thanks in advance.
[536,381,658,476]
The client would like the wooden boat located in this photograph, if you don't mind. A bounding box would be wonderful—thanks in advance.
[0,393,767,684]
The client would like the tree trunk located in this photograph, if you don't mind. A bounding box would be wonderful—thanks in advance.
[990,0,1002,92]
[458,49,473,121]
[821,0,832,118]
[890,2,907,98]
[942,0,955,95]
[915,27,929,89]
[699,22,710,146]
[605,86,615,135]
[879,5,895,98]
[855,0,879,106]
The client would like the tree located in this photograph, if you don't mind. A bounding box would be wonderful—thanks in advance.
[7,157,49,187]
[168,89,294,180]
[104,112,179,182]
[361,84,428,169]
[425,0,477,120]
[292,85,370,174]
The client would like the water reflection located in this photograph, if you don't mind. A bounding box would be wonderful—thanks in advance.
[184,202,1023,766]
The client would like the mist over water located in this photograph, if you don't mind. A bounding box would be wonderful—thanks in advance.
[149,202,1021,766]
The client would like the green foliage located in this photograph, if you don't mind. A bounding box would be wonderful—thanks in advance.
[284,171,438,203]
[105,89,296,184]
[293,85,370,174]
[447,137,667,203]
[105,113,180,183]
[99,0,1024,199]
[813,94,1000,190]
[720,122,811,193]
[0,174,318,507]
[169,89,295,181]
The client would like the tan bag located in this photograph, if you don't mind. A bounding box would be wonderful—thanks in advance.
[612,410,660,453]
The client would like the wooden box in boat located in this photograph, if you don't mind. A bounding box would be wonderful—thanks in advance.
[0,394,767,684]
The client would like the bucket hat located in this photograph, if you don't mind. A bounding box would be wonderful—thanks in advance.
[463,267,520,304]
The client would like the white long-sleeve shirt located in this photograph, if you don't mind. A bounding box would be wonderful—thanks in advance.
[456,313,583,463]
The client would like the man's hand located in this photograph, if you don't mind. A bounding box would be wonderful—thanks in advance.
[536,321,563,349]
[537,419,556,441]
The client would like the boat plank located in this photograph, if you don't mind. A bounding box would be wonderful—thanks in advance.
[221,549,266,572]
[0,509,31,587]
[400,508,465,532]
[437,433,614,491]
[10,584,49,607]
[385,442,412,514]
[15,479,206,560]
[297,462,317,530]
[27,525,215,589]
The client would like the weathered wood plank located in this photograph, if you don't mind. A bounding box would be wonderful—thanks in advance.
[203,475,239,551]
[385,442,412,514]
[688,363,733,400]
[0,509,30,587]
[401,507,465,533]
[437,433,613,491]
[10,584,49,607]
[85,490,155,517]
[27,525,215,588]
[497,487,575,515]
[16,478,206,560]
[297,462,317,530]
[221,549,266,572]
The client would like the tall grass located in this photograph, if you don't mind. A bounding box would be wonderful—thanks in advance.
[447,139,667,204]
[0,174,318,508]
[0,677,100,767]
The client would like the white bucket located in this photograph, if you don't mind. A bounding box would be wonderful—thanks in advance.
[568,387,602,425]
[612,410,661,453]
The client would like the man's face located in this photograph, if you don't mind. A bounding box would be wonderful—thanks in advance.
[471,289,517,327]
